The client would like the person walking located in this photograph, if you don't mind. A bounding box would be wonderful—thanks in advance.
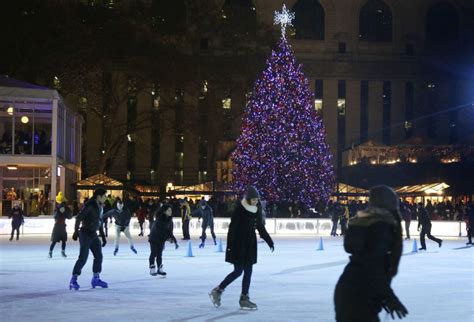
[9,202,25,241]
[148,204,179,276]
[180,199,191,240]
[194,201,216,248]
[334,185,408,322]
[104,198,137,256]
[49,193,73,258]
[69,188,108,291]
[209,186,274,310]
[417,202,443,250]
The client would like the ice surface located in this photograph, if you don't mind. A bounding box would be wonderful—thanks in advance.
[0,234,473,322]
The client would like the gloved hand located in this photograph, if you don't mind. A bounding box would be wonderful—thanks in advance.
[175,243,179,250]
[101,236,107,247]
[72,231,79,241]
[269,245,275,252]
[382,297,408,320]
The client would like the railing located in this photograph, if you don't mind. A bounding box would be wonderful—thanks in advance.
[0,199,54,217]
[0,217,467,238]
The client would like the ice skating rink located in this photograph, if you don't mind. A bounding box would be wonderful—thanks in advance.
[1,235,473,322]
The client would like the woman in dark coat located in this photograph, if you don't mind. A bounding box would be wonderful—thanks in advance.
[148,204,179,276]
[334,185,408,322]
[49,198,73,258]
[209,186,274,310]
[9,203,25,241]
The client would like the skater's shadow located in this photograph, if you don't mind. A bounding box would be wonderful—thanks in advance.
[171,310,248,322]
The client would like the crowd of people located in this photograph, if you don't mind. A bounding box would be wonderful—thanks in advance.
[0,130,51,155]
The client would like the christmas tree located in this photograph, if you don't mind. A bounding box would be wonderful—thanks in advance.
[231,5,335,208]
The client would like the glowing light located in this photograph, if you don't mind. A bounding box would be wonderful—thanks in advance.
[274,4,295,40]
[7,106,14,115]
[21,116,29,124]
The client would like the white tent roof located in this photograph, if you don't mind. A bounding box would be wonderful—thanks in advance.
[0,75,60,100]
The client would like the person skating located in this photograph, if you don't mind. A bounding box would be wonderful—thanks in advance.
[417,202,443,250]
[148,204,179,277]
[400,200,411,240]
[194,201,216,248]
[104,198,137,256]
[465,202,474,245]
[136,205,147,236]
[9,202,25,241]
[69,188,108,291]
[180,199,191,240]
[209,186,274,310]
[334,185,408,322]
[49,193,72,258]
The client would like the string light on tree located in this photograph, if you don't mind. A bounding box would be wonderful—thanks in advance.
[232,5,335,208]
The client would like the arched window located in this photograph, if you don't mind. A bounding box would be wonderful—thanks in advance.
[292,0,325,40]
[359,0,392,42]
[151,0,186,33]
[222,0,256,34]
[426,2,459,46]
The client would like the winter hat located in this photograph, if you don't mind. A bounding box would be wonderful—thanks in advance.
[56,192,67,204]
[245,186,260,199]
[160,204,172,213]
[369,185,399,212]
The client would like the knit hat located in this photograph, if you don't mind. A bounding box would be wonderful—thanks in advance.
[55,192,67,204]
[369,185,399,212]
[245,186,260,199]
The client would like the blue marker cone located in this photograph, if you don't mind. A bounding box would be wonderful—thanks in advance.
[185,240,194,257]
[216,239,224,253]
[411,239,418,253]
[317,237,324,251]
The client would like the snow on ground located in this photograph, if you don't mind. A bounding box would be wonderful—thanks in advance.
[0,234,473,322]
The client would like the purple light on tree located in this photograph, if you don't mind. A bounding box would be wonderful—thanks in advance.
[231,6,335,207]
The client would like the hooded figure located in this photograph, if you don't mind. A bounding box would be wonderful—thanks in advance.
[334,185,408,322]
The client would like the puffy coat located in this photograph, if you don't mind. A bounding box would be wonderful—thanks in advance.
[225,199,273,266]
[334,207,403,320]
[194,205,214,226]
[9,207,25,228]
[74,199,104,236]
[51,203,72,242]
[149,212,177,244]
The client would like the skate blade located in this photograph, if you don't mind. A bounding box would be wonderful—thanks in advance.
[208,293,221,308]
[240,306,257,311]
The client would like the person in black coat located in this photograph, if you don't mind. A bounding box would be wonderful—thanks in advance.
[49,199,72,258]
[417,203,443,250]
[9,203,25,241]
[104,198,137,256]
[209,186,274,310]
[69,188,108,291]
[194,201,216,248]
[334,185,408,322]
[148,204,179,276]
[465,202,474,245]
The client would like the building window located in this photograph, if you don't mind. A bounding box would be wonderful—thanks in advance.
[198,170,208,183]
[426,3,459,47]
[199,80,209,100]
[200,38,209,50]
[222,96,231,109]
[405,82,414,138]
[222,0,256,35]
[292,0,325,40]
[382,81,391,145]
[338,42,346,53]
[337,80,346,149]
[175,152,184,169]
[314,79,323,115]
[359,0,392,42]
[174,170,183,185]
[151,0,186,33]
[360,80,369,143]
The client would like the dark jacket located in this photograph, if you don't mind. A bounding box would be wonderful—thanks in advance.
[9,207,25,228]
[75,199,104,236]
[225,200,274,266]
[148,212,177,244]
[334,207,403,319]
[104,208,132,228]
[194,204,214,226]
[417,206,431,228]
[51,203,73,242]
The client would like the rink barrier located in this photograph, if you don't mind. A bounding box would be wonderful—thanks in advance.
[0,217,467,238]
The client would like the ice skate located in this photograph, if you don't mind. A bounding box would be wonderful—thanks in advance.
[113,248,118,256]
[239,294,257,310]
[69,276,80,291]
[150,265,157,276]
[61,250,67,258]
[199,242,205,248]
[419,247,426,251]
[209,287,223,308]
[131,246,137,254]
[157,264,167,277]
[213,238,217,246]
[438,240,443,248]
[48,251,52,258]
[91,274,108,288]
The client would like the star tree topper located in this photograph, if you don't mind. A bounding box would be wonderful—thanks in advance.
[274,4,295,40]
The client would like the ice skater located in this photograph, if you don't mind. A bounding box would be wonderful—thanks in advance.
[180,199,191,240]
[9,202,25,241]
[69,188,108,291]
[465,202,474,245]
[334,185,408,322]
[417,202,442,250]
[49,193,72,258]
[194,200,216,248]
[104,198,137,256]
[136,204,147,236]
[209,186,274,310]
[148,204,179,276]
